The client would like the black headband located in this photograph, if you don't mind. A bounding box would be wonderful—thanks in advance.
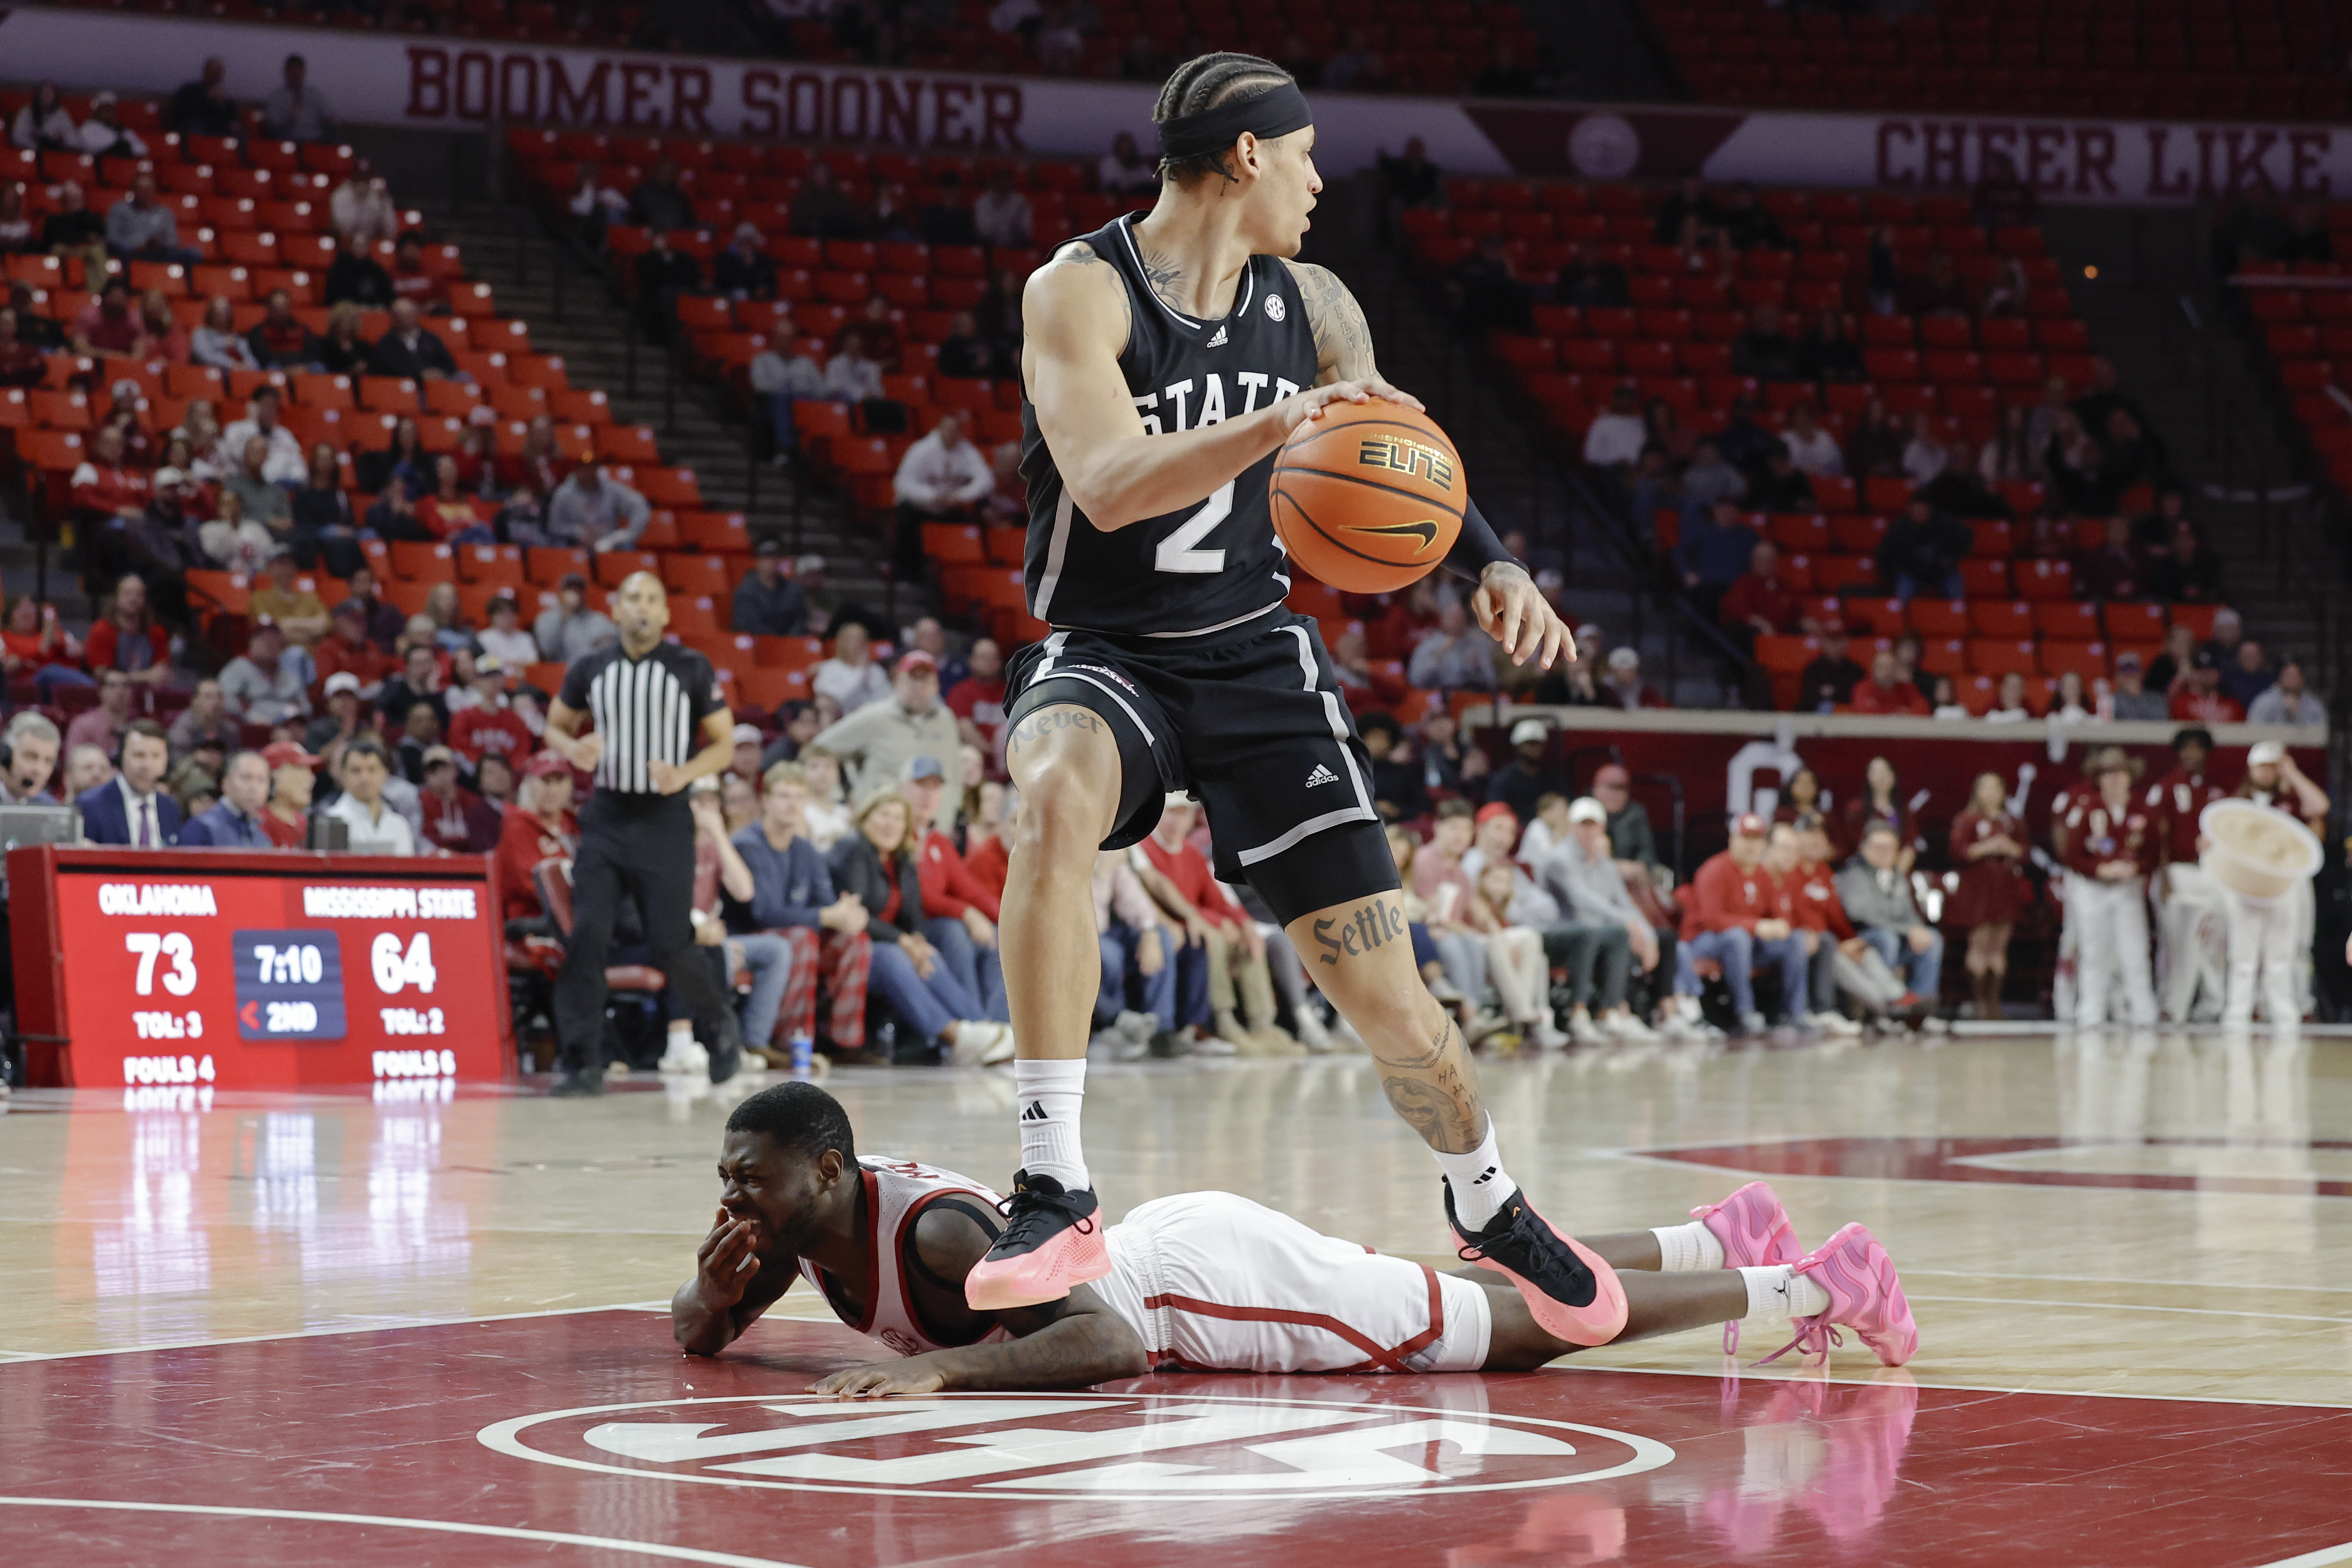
[1157,82,1314,161]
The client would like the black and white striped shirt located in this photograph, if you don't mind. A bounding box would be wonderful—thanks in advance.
[558,642,723,796]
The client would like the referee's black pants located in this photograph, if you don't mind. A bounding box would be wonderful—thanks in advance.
[554,791,735,1072]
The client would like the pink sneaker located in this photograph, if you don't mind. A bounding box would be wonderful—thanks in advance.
[962,1170,1112,1312]
[1691,1180,1800,1351]
[1446,1182,1629,1347]
[1760,1221,1918,1368]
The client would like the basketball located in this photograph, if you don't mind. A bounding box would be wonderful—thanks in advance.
[1268,400,1466,593]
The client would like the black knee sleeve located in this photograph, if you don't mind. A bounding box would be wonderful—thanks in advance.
[1242,817,1402,929]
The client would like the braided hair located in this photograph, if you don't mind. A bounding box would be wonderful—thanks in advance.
[1152,52,1296,187]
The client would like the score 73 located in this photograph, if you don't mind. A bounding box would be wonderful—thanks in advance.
[125,933,198,996]
[370,932,439,996]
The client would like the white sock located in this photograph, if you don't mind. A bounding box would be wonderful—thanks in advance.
[1014,1059,1090,1192]
[1738,1264,1830,1321]
[1651,1220,1728,1273]
[1433,1116,1515,1230]
[666,1020,692,1048]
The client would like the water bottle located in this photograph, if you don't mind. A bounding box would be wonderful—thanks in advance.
[789,1035,814,1077]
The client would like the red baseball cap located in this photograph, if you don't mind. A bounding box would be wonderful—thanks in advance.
[896,649,938,676]
[1733,812,1767,837]
[261,741,321,771]
[523,751,573,779]
[1474,802,1517,828]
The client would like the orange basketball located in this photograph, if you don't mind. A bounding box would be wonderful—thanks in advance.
[1268,400,1466,594]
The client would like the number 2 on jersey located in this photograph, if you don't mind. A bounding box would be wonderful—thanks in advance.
[1153,480,1234,574]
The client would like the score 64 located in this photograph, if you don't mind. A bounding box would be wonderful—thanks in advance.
[369,932,440,996]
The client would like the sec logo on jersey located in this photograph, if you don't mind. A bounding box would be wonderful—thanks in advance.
[1266,293,1286,322]
[480,1391,1675,1501]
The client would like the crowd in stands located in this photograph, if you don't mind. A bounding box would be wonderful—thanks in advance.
[745,0,1552,99]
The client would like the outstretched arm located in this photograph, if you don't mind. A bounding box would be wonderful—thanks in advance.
[1025,244,1372,530]
[1285,261,1570,672]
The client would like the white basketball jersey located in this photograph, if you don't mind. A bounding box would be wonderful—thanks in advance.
[796,1158,1015,1358]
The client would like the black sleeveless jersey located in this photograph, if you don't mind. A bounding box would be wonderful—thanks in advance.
[1019,213,1321,640]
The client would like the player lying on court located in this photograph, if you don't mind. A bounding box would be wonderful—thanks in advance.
[672,1086,1915,1395]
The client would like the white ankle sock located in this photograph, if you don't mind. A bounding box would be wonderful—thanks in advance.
[1014,1059,1090,1191]
[1738,1264,1830,1321]
[1433,1117,1515,1230]
[1651,1220,1728,1273]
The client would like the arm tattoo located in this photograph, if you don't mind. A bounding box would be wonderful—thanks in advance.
[1290,261,1378,383]
[1007,707,1103,753]
[1047,240,1131,350]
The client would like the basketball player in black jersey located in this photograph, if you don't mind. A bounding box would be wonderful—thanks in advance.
[965,54,1623,1350]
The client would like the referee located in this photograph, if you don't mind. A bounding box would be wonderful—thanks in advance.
[543,571,746,1097]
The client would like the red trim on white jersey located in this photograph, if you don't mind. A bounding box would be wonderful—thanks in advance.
[1142,1264,1445,1374]
[797,1158,1011,1358]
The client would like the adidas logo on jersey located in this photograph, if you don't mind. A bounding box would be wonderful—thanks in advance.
[1305,763,1339,787]
[1205,325,1229,347]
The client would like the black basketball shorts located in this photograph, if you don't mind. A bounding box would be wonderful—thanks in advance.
[1003,610,1401,925]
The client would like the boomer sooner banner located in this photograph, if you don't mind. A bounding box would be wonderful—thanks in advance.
[1,5,2348,202]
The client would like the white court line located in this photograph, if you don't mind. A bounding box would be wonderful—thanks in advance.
[1556,1362,2352,1409]
[1606,1144,2344,1202]
[0,1497,808,1567]
[1901,1268,2352,1296]
[0,1299,682,1362]
[2258,1544,2352,1568]
[1905,1293,2352,1327]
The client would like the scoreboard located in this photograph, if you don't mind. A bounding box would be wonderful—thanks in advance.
[8,847,514,1091]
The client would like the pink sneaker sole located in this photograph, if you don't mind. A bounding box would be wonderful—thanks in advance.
[963,1221,1112,1312]
[1468,1225,1630,1348]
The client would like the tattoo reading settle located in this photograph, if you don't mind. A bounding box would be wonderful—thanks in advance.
[1007,709,1103,751]
[1312,897,1407,965]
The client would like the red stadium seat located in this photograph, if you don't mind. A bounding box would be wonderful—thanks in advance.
[1969,639,2040,677]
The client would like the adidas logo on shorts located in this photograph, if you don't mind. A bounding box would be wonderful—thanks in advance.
[1305,763,1340,787]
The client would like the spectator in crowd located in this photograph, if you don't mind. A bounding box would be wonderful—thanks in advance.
[2074,360,2157,453]
[165,678,241,759]
[106,172,196,265]
[629,227,701,341]
[332,165,400,247]
[1323,26,1386,89]
[730,539,807,636]
[824,325,892,411]
[2102,651,2166,720]
[1448,235,1531,334]
[1668,812,1804,1036]
[321,737,415,854]
[2150,518,2223,604]
[86,574,173,688]
[325,232,393,309]
[787,161,860,241]
[39,180,106,283]
[827,789,1011,1065]
[1915,444,2011,521]
[891,413,994,584]
[1600,646,1666,709]
[0,711,61,804]
[387,231,450,314]
[1402,801,1507,1040]
[973,168,1034,248]
[262,53,335,141]
[222,386,308,483]
[69,424,151,546]
[2202,606,2248,670]
[62,742,115,799]
[494,750,577,923]
[1717,539,1800,654]
[174,749,275,849]
[368,296,456,381]
[2,594,89,700]
[184,302,249,381]
[62,668,136,759]
[899,755,1010,1017]
[69,88,142,154]
[1834,821,1943,1024]
[1778,402,1843,477]
[1712,395,1777,472]
[1946,771,2027,1020]
[2170,650,2243,724]
[1554,238,1627,308]
[2220,638,2273,711]
[247,288,323,370]
[1356,713,1423,821]
[378,643,448,735]
[1791,619,1862,712]
[416,744,500,854]
[795,746,852,847]
[0,307,45,388]
[77,720,179,847]
[1412,705,1489,803]
[1675,499,1759,623]
[448,656,533,775]
[1897,411,1949,487]
[1731,304,1801,381]
[1098,131,1158,195]
[218,621,312,726]
[2073,514,2149,602]
[169,58,238,137]
[810,621,890,715]
[1842,394,1904,478]
[944,638,1007,754]
[10,83,77,152]
[1842,756,1916,874]
[256,741,320,847]
[1530,796,1661,1043]
[712,223,779,300]
[725,760,874,1060]
[286,448,357,577]
[1086,844,1175,1055]
[313,607,394,704]
[1789,308,1861,385]
[1486,718,1570,825]
[1582,384,1646,473]
[1744,442,1813,512]
[1879,499,1971,603]
[542,461,649,553]
[747,327,827,467]
[214,454,291,569]
[1406,596,1496,692]
[629,158,696,232]
[916,170,979,245]
[810,649,959,803]
[2246,654,2322,726]
[1972,151,2038,230]
[70,277,146,358]
[331,564,401,654]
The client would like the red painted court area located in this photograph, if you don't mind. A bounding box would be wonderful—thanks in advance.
[5,1310,2349,1567]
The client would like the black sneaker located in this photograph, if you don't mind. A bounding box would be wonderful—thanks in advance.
[1444,1180,1629,1347]
[549,1068,604,1098]
[706,1009,744,1084]
[962,1169,1112,1311]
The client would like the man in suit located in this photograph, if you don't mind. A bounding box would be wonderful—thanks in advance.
[77,719,180,846]
[177,749,277,849]
[367,297,456,381]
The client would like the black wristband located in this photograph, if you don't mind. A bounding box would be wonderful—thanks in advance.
[1442,498,1525,584]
